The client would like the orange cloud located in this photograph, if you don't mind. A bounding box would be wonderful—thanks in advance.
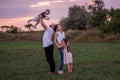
[0,17,32,27]
[30,1,50,8]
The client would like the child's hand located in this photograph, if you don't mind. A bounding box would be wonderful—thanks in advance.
[57,44,61,48]
[39,14,43,19]
[45,17,50,20]
[58,41,65,48]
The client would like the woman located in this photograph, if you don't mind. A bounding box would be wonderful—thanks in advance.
[54,24,65,75]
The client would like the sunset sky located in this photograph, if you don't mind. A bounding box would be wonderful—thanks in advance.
[0,0,120,30]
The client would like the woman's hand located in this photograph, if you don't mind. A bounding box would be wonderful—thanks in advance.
[57,43,63,48]
[57,41,65,48]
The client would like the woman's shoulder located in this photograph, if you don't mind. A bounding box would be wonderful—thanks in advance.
[55,31,59,34]
[54,31,59,36]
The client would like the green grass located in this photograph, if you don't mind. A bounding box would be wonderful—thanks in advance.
[0,42,120,80]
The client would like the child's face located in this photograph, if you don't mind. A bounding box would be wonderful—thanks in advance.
[45,10,50,15]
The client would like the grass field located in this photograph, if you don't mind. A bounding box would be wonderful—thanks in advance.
[0,42,120,80]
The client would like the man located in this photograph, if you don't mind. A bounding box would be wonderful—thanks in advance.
[40,16,56,74]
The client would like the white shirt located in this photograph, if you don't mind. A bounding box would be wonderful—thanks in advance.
[57,31,65,43]
[43,26,54,47]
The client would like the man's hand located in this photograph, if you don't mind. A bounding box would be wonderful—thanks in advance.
[45,17,50,20]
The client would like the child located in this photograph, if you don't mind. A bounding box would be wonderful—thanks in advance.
[28,9,50,29]
[62,39,73,73]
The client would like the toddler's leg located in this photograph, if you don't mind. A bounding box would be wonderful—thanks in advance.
[28,19,32,24]
[33,22,39,29]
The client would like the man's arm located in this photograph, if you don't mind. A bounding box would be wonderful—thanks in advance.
[40,17,47,29]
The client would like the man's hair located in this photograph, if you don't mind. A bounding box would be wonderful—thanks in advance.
[53,24,58,31]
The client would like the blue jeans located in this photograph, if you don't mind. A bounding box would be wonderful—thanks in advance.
[58,47,64,71]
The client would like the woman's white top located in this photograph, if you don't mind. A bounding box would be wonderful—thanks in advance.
[57,31,65,43]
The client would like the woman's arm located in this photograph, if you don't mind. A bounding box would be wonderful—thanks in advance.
[60,40,65,48]
[54,32,61,48]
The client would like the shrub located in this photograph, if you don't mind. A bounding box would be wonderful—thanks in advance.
[65,29,105,42]
[0,31,44,41]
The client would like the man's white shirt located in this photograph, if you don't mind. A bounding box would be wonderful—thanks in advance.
[43,26,54,47]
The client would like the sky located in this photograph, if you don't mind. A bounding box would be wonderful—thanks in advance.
[0,0,120,31]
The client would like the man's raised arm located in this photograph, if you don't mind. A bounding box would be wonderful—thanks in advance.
[40,17,47,29]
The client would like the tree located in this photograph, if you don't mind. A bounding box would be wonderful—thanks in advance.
[24,24,33,31]
[7,25,20,33]
[1,26,11,32]
[99,8,120,33]
[1,25,21,33]
[89,9,108,27]
[60,5,90,30]
[88,0,104,14]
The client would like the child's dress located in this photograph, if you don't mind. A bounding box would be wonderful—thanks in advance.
[64,48,73,64]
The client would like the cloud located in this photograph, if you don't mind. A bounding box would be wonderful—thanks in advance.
[30,1,50,8]
[52,0,65,3]
[0,16,32,27]
[69,0,78,2]
[30,0,65,8]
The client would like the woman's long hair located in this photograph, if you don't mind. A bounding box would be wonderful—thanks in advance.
[64,39,71,52]
[53,24,58,32]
